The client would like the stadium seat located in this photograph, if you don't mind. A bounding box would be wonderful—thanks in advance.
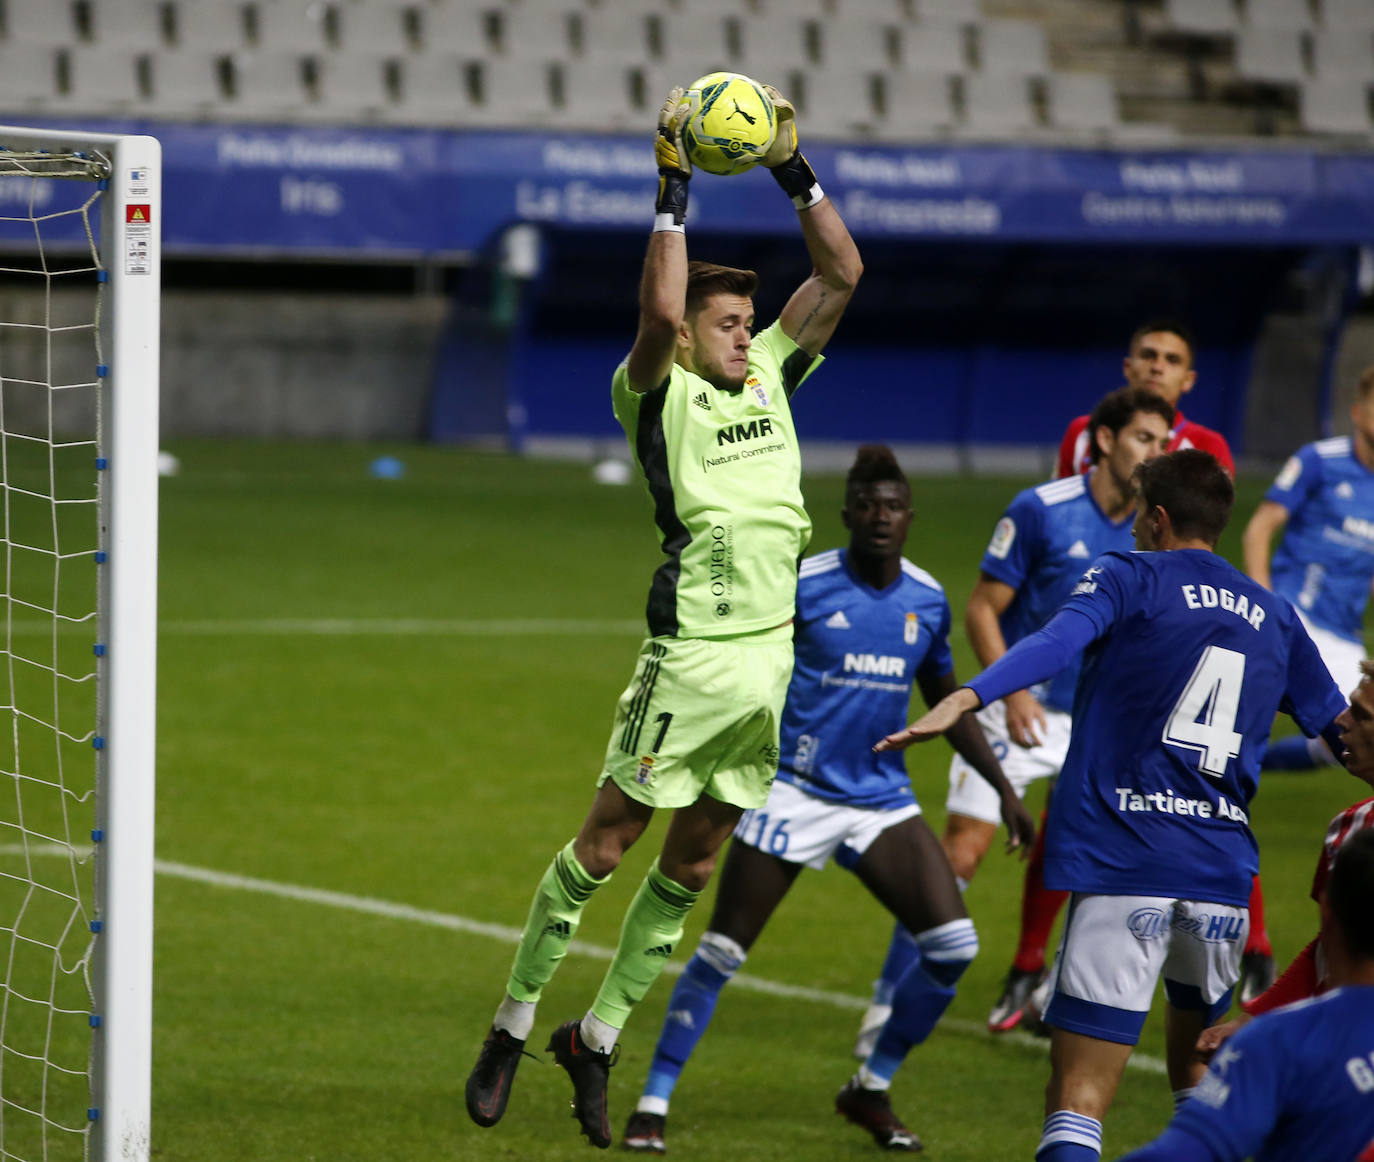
[828,0,907,19]
[1300,76,1372,130]
[977,18,1050,77]
[735,13,816,79]
[874,68,955,138]
[961,72,1038,134]
[471,57,558,126]
[798,69,879,137]
[554,59,639,130]
[333,2,414,57]
[493,5,576,61]
[1165,0,1241,34]
[419,3,491,56]
[144,48,227,115]
[0,46,60,111]
[168,1,249,52]
[1045,71,1122,132]
[1245,0,1316,28]
[655,13,736,79]
[56,46,144,112]
[389,52,480,126]
[911,0,983,26]
[1236,27,1308,81]
[250,0,333,52]
[2,1,78,46]
[1311,26,1374,75]
[1322,0,1374,27]
[85,0,168,49]
[816,18,897,71]
[896,21,967,73]
[576,10,654,65]
[311,52,395,122]
[224,49,311,117]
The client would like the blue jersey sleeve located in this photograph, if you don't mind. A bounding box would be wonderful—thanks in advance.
[1281,614,1349,736]
[1059,550,1134,635]
[917,595,955,681]
[965,606,1100,709]
[1164,1020,1288,1162]
[1115,1126,1219,1162]
[979,492,1042,591]
[1264,443,1323,515]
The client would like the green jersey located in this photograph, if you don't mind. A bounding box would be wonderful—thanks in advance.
[612,320,821,639]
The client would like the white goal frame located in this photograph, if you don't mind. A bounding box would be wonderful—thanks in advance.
[0,126,159,1162]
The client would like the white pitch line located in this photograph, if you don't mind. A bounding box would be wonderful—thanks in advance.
[152,858,1165,1075]
[154,618,646,637]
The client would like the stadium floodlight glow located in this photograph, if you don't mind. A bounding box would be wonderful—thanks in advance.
[0,125,159,1162]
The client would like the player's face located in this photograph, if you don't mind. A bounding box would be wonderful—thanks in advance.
[1103,410,1171,490]
[1350,392,1374,449]
[1123,331,1196,405]
[843,480,912,559]
[682,294,753,391]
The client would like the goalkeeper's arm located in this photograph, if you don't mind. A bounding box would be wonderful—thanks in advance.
[626,90,691,394]
[764,84,862,356]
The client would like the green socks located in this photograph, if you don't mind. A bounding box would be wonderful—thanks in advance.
[506,841,607,1003]
[591,858,701,1029]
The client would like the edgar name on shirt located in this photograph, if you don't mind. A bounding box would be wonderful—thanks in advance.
[1179,583,1267,631]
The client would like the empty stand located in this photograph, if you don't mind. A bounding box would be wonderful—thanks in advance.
[735,12,815,79]
[1300,76,1372,130]
[896,20,967,72]
[1244,0,1316,28]
[798,69,878,137]
[145,49,226,116]
[470,56,558,126]
[552,59,640,130]
[576,10,654,65]
[911,0,983,25]
[169,1,249,52]
[1,0,78,46]
[85,0,168,48]
[0,45,59,111]
[977,18,1050,77]
[1044,72,1121,132]
[961,73,1037,134]
[250,0,333,53]
[1235,27,1308,80]
[655,12,735,80]
[1311,26,1374,75]
[310,52,395,122]
[420,3,491,56]
[492,4,576,61]
[333,2,414,57]
[389,52,480,125]
[817,18,896,71]
[874,68,955,138]
[1322,0,1374,26]
[225,49,311,117]
[1165,0,1241,34]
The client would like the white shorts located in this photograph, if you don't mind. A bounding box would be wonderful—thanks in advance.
[1298,612,1365,700]
[1042,893,1248,1045]
[945,700,1072,824]
[733,778,920,871]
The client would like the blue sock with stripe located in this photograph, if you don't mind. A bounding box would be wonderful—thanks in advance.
[863,918,977,1085]
[871,922,921,1006]
[1036,1110,1102,1161]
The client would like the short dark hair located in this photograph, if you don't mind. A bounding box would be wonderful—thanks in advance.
[1328,828,1374,961]
[1135,448,1234,545]
[1356,364,1374,403]
[1086,387,1176,465]
[1129,318,1196,366]
[685,260,758,318]
[846,444,908,493]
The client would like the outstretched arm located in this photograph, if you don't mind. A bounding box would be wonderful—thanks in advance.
[760,84,862,356]
[626,89,692,394]
[967,574,1047,749]
[1240,500,1288,591]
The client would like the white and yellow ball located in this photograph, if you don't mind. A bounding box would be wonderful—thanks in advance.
[678,72,777,177]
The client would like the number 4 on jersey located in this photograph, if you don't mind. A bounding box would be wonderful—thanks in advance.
[1164,645,1245,777]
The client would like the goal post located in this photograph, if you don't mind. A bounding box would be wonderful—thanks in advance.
[0,126,159,1162]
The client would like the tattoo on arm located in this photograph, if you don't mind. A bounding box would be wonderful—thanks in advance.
[794,289,827,347]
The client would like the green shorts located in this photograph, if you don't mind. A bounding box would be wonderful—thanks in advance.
[598,626,794,811]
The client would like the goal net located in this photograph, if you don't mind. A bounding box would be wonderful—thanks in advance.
[0,127,159,1162]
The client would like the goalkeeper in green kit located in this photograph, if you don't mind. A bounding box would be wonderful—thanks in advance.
[464,82,862,1149]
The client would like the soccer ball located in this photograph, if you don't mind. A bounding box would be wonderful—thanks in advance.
[678,72,777,177]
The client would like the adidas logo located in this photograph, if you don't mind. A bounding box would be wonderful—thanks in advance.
[645,943,674,958]
[1337,481,1355,499]
[692,391,711,411]
[543,920,571,939]
[1067,540,1091,559]
[825,610,851,629]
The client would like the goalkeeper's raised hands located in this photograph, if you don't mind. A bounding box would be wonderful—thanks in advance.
[760,83,799,169]
[758,81,823,210]
[654,88,691,228]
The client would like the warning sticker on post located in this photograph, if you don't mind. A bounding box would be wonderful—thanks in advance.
[124,202,152,275]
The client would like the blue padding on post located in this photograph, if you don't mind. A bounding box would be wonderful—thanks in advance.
[1043,991,1148,1046]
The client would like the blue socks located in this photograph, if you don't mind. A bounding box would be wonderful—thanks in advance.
[863,918,977,1086]
[871,922,922,1006]
[638,931,746,1112]
[1036,1111,1102,1161]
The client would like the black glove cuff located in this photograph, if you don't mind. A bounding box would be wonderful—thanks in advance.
[769,151,824,209]
[655,172,690,227]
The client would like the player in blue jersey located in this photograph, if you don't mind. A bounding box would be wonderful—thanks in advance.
[620,446,1035,1155]
[1114,827,1374,1162]
[878,449,1349,1162]
[1244,364,1374,771]
[852,388,1175,1054]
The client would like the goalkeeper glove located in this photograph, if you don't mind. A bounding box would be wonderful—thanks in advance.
[654,87,690,230]
[761,83,824,210]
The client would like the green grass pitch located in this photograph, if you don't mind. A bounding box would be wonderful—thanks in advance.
[147,441,1362,1162]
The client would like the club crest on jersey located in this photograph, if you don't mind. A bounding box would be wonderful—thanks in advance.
[745,376,769,408]
[635,755,655,786]
[904,612,919,644]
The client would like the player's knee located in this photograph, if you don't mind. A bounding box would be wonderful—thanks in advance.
[915,917,978,988]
